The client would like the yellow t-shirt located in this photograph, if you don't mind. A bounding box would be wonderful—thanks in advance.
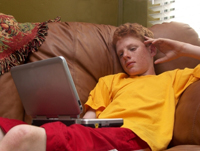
[85,65,200,151]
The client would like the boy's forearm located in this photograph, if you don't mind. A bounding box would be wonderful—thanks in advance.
[83,108,96,119]
[182,43,200,60]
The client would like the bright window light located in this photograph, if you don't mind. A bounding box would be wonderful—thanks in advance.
[172,0,200,37]
[148,0,200,37]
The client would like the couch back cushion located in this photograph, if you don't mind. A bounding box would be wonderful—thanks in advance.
[28,22,123,117]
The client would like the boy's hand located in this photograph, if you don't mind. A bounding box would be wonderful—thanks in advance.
[144,37,185,64]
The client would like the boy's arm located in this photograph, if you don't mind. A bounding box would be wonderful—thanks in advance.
[144,37,200,64]
[83,108,96,119]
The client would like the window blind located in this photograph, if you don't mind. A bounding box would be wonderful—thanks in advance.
[148,0,200,37]
[147,0,175,27]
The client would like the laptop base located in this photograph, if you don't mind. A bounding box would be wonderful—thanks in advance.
[32,118,123,128]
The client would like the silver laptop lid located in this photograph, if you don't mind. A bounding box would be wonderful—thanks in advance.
[11,56,83,118]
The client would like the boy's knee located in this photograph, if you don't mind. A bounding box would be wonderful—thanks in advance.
[1,125,46,151]
[8,125,46,149]
[9,125,34,143]
[0,125,35,150]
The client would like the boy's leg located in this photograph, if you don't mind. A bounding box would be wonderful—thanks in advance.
[0,127,4,141]
[0,125,46,151]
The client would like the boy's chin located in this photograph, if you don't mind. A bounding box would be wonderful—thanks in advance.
[126,70,144,76]
[126,71,139,76]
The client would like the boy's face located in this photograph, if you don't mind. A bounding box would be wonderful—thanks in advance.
[116,36,156,76]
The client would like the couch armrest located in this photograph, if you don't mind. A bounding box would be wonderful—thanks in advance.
[170,80,200,146]
[165,145,200,151]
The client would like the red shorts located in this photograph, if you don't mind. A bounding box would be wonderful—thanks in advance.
[0,117,150,151]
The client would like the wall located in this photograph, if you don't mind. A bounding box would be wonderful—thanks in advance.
[0,0,147,27]
[123,0,147,27]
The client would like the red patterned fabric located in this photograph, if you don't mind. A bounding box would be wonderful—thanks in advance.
[0,13,61,76]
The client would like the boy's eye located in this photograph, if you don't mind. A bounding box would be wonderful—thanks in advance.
[130,47,136,51]
[118,52,123,57]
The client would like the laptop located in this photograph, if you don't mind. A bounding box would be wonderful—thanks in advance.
[11,56,123,128]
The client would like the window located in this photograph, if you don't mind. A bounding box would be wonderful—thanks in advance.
[147,0,175,27]
[173,0,200,37]
[148,0,200,37]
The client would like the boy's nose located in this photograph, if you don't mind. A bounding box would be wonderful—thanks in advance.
[123,50,131,59]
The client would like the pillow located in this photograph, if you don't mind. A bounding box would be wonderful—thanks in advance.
[0,13,61,75]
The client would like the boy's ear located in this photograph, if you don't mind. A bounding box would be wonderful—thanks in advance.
[149,45,157,57]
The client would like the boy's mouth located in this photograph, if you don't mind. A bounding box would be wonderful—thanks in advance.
[126,61,135,68]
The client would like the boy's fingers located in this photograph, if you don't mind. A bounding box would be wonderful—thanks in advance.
[144,36,152,40]
[144,39,153,45]
[144,41,150,45]
[154,58,166,64]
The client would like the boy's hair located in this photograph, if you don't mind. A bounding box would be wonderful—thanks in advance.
[113,23,154,47]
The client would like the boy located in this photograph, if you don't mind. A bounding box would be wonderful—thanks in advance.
[0,23,200,151]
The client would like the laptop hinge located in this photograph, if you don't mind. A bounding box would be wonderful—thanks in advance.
[34,115,76,120]
[34,116,72,120]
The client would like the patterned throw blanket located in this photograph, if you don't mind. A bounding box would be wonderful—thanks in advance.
[0,13,60,76]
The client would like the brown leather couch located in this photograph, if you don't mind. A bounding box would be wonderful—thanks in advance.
[1,21,200,150]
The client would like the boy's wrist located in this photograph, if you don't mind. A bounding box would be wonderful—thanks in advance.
[179,42,190,56]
